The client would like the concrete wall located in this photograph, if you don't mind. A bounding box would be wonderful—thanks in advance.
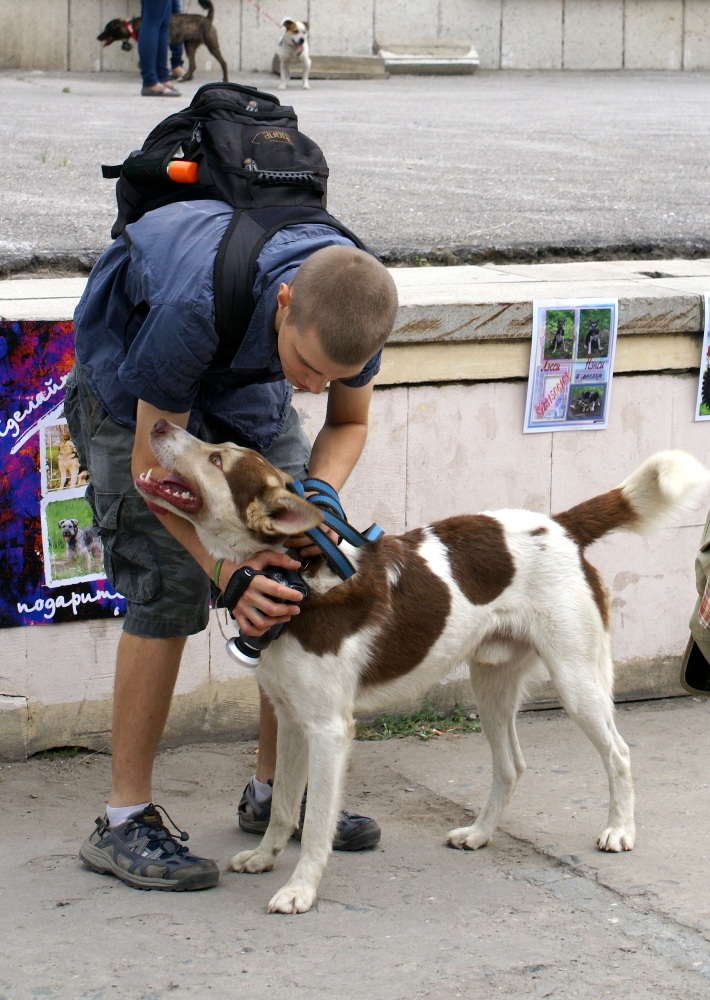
[1,0,710,73]
[2,260,710,760]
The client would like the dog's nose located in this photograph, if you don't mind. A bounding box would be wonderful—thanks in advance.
[153,418,168,434]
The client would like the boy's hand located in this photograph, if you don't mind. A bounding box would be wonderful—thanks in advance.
[218,551,304,636]
[287,525,339,560]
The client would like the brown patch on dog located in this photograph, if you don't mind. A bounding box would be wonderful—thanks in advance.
[291,534,452,685]
[580,555,610,629]
[554,491,629,629]
[224,452,319,540]
[431,515,515,605]
[554,487,637,550]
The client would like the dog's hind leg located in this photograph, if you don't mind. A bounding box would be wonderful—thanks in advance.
[205,34,229,80]
[543,632,635,852]
[182,40,198,80]
[447,650,535,851]
[268,714,353,914]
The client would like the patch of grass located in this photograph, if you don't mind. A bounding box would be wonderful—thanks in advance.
[356,703,480,741]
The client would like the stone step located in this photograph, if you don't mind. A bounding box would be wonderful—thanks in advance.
[376,38,480,75]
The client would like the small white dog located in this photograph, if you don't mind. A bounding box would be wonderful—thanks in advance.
[277,17,311,90]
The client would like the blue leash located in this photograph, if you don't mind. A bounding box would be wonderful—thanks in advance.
[287,477,384,580]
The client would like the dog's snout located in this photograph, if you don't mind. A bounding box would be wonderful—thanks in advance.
[153,419,168,434]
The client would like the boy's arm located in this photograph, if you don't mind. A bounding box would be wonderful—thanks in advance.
[132,400,303,635]
[288,380,374,559]
[307,380,374,490]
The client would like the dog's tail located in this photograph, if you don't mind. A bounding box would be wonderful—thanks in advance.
[554,450,710,550]
[198,0,215,19]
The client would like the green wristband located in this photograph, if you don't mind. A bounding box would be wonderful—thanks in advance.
[213,558,224,590]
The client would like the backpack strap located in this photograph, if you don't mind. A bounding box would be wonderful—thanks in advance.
[211,206,371,371]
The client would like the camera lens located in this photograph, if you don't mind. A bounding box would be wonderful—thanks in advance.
[225,637,261,668]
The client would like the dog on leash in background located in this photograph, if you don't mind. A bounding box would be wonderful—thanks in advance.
[135,422,710,914]
[97,0,228,82]
[277,18,311,89]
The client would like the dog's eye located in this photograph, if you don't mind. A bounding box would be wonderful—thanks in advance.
[210,453,223,468]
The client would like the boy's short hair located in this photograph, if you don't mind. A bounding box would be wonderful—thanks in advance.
[288,246,398,365]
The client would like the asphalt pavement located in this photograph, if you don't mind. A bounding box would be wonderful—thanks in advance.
[1,697,709,999]
[2,67,710,274]
[2,64,710,999]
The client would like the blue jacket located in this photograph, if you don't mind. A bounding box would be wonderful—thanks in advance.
[73,199,381,450]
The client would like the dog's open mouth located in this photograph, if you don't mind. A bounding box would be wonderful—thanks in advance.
[135,469,203,515]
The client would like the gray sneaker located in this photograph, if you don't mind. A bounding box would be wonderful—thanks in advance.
[237,779,381,851]
[79,804,219,891]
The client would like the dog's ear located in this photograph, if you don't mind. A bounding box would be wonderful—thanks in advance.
[281,17,295,29]
[246,487,322,537]
[303,21,309,30]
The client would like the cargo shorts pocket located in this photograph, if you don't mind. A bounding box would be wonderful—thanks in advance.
[94,490,162,604]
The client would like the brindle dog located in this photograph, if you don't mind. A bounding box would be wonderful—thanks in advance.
[97,0,228,83]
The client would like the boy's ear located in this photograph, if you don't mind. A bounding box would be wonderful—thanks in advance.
[246,487,322,537]
[276,283,293,311]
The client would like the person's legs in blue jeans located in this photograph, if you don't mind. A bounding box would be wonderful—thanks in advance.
[170,0,185,77]
[139,0,175,93]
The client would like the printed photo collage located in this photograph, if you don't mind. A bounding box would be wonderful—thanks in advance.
[39,407,104,589]
[524,300,618,433]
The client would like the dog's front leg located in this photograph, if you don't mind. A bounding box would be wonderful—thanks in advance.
[301,55,311,89]
[267,717,351,914]
[229,715,308,876]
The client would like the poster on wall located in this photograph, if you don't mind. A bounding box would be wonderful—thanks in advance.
[694,293,710,421]
[0,318,126,627]
[523,298,618,434]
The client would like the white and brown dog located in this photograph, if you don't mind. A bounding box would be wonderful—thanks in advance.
[277,17,311,90]
[135,420,709,914]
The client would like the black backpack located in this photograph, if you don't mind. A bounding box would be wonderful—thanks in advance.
[102,82,368,369]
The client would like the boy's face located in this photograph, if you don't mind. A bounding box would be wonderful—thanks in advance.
[276,284,363,394]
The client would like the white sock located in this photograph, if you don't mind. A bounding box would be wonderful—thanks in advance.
[106,802,151,828]
[252,777,273,804]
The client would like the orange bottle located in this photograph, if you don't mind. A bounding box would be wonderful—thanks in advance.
[166,160,199,184]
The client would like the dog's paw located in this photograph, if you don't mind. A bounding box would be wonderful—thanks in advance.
[228,849,274,874]
[596,826,635,852]
[302,82,310,90]
[446,825,491,851]
[267,883,317,914]
[277,83,287,91]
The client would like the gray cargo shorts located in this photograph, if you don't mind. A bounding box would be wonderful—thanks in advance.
[63,362,311,639]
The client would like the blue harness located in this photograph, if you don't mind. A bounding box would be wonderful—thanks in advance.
[287,477,384,580]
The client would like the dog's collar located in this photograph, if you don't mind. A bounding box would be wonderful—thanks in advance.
[126,19,138,41]
[287,478,384,581]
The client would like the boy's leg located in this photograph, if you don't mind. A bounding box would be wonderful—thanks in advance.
[110,632,186,806]
[66,363,217,890]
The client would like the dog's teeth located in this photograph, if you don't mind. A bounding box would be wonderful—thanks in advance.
[181,491,192,499]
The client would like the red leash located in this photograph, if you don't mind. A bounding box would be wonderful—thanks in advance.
[243,0,282,30]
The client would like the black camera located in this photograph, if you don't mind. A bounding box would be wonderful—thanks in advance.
[225,565,308,668]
